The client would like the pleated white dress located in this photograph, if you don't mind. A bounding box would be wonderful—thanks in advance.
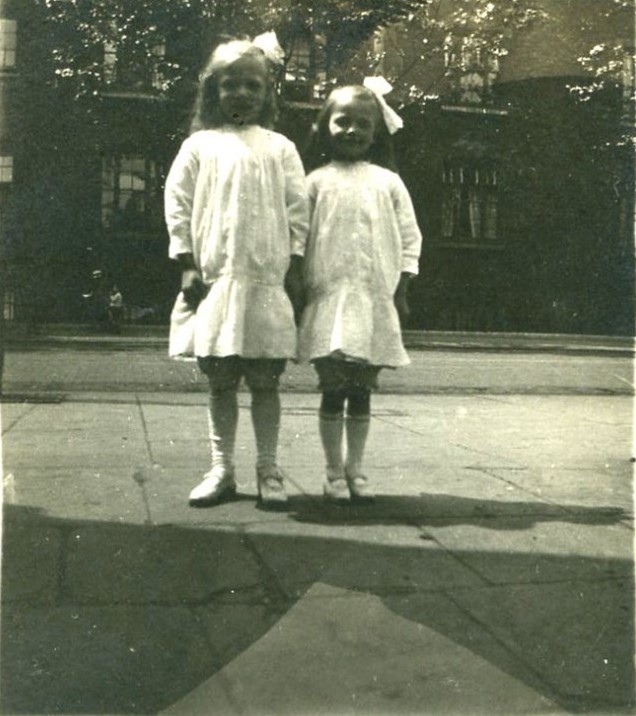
[298,161,422,367]
[164,126,309,359]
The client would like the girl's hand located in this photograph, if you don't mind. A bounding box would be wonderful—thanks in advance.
[285,255,305,326]
[394,290,410,325]
[394,272,413,326]
[181,268,206,310]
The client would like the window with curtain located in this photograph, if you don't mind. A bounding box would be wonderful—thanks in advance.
[101,156,161,231]
[443,35,500,105]
[441,163,499,244]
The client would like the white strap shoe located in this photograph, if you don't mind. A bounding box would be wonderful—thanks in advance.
[323,469,350,504]
[345,469,375,503]
[188,467,236,507]
[257,465,288,508]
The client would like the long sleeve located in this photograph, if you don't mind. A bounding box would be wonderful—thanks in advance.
[164,138,199,259]
[392,177,423,275]
[282,142,309,257]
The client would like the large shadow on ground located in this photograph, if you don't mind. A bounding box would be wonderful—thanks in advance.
[1,497,633,714]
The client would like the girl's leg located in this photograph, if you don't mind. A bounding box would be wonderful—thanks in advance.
[189,358,240,506]
[250,387,280,471]
[189,386,239,506]
[245,359,288,507]
[320,390,349,503]
[344,388,375,501]
[208,387,239,473]
[251,387,288,506]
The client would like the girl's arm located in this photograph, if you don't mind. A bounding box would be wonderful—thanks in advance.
[392,177,423,325]
[282,142,310,258]
[165,139,205,308]
[165,137,199,260]
[394,272,414,325]
[282,142,310,322]
[392,177,423,276]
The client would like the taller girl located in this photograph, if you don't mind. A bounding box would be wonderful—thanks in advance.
[299,83,423,503]
[165,35,308,508]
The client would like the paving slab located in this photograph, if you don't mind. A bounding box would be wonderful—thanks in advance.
[449,579,635,713]
[1,603,217,714]
[63,521,265,604]
[490,465,633,511]
[1,507,61,606]
[164,582,562,716]
[1,401,149,470]
[3,467,149,524]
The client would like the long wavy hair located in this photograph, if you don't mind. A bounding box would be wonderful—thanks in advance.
[304,85,397,172]
[189,39,278,134]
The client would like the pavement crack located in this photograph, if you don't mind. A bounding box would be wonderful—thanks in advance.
[238,526,295,609]
[476,467,632,529]
[1,403,37,435]
[444,589,569,709]
[372,414,429,436]
[134,394,156,465]
[133,395,157,525]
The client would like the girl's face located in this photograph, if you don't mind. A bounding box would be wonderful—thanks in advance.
[217,56,268,126]
[327,95,379,161]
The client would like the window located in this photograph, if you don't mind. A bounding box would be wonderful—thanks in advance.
[444,36,500,105]
[441,163,499,244]
[0,19,17,68]
[0,156,13,183]
[3,289,15,321]
[102,38,166,91]
[103,40,117,84]
[284,33,327,101]
[101,156,161,230]
[622,50,635,103]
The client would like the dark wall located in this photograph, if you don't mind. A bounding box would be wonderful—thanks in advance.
[397,76,634,336]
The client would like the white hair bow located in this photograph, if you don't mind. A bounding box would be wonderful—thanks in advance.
[363,76,404,134]
[252,31,285,66]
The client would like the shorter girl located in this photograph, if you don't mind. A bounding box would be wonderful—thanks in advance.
[165,35,308,508]
[299,83,422,503]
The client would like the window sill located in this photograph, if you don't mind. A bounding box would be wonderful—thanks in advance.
[431,240,505,250]
[441,104,509,116]
[101,89,166,101]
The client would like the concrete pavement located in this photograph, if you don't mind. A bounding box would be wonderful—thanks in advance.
[1,373,633,714]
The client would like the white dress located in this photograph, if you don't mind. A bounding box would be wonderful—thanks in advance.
[164,126,309,359]
[298,161,422,367]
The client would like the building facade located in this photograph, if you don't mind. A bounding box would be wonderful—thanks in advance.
[377,0,635,334]
[1,0,634,334]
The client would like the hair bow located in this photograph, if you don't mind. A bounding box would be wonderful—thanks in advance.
[252,31,285,66]
[363,76,404,134]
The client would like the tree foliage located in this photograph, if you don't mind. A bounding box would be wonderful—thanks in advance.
[38,0,635,104]
[37,0,635,153]
[38,0,421,97]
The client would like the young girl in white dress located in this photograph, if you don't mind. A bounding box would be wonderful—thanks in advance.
[299,83,422,503]
[164,35,309,508]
